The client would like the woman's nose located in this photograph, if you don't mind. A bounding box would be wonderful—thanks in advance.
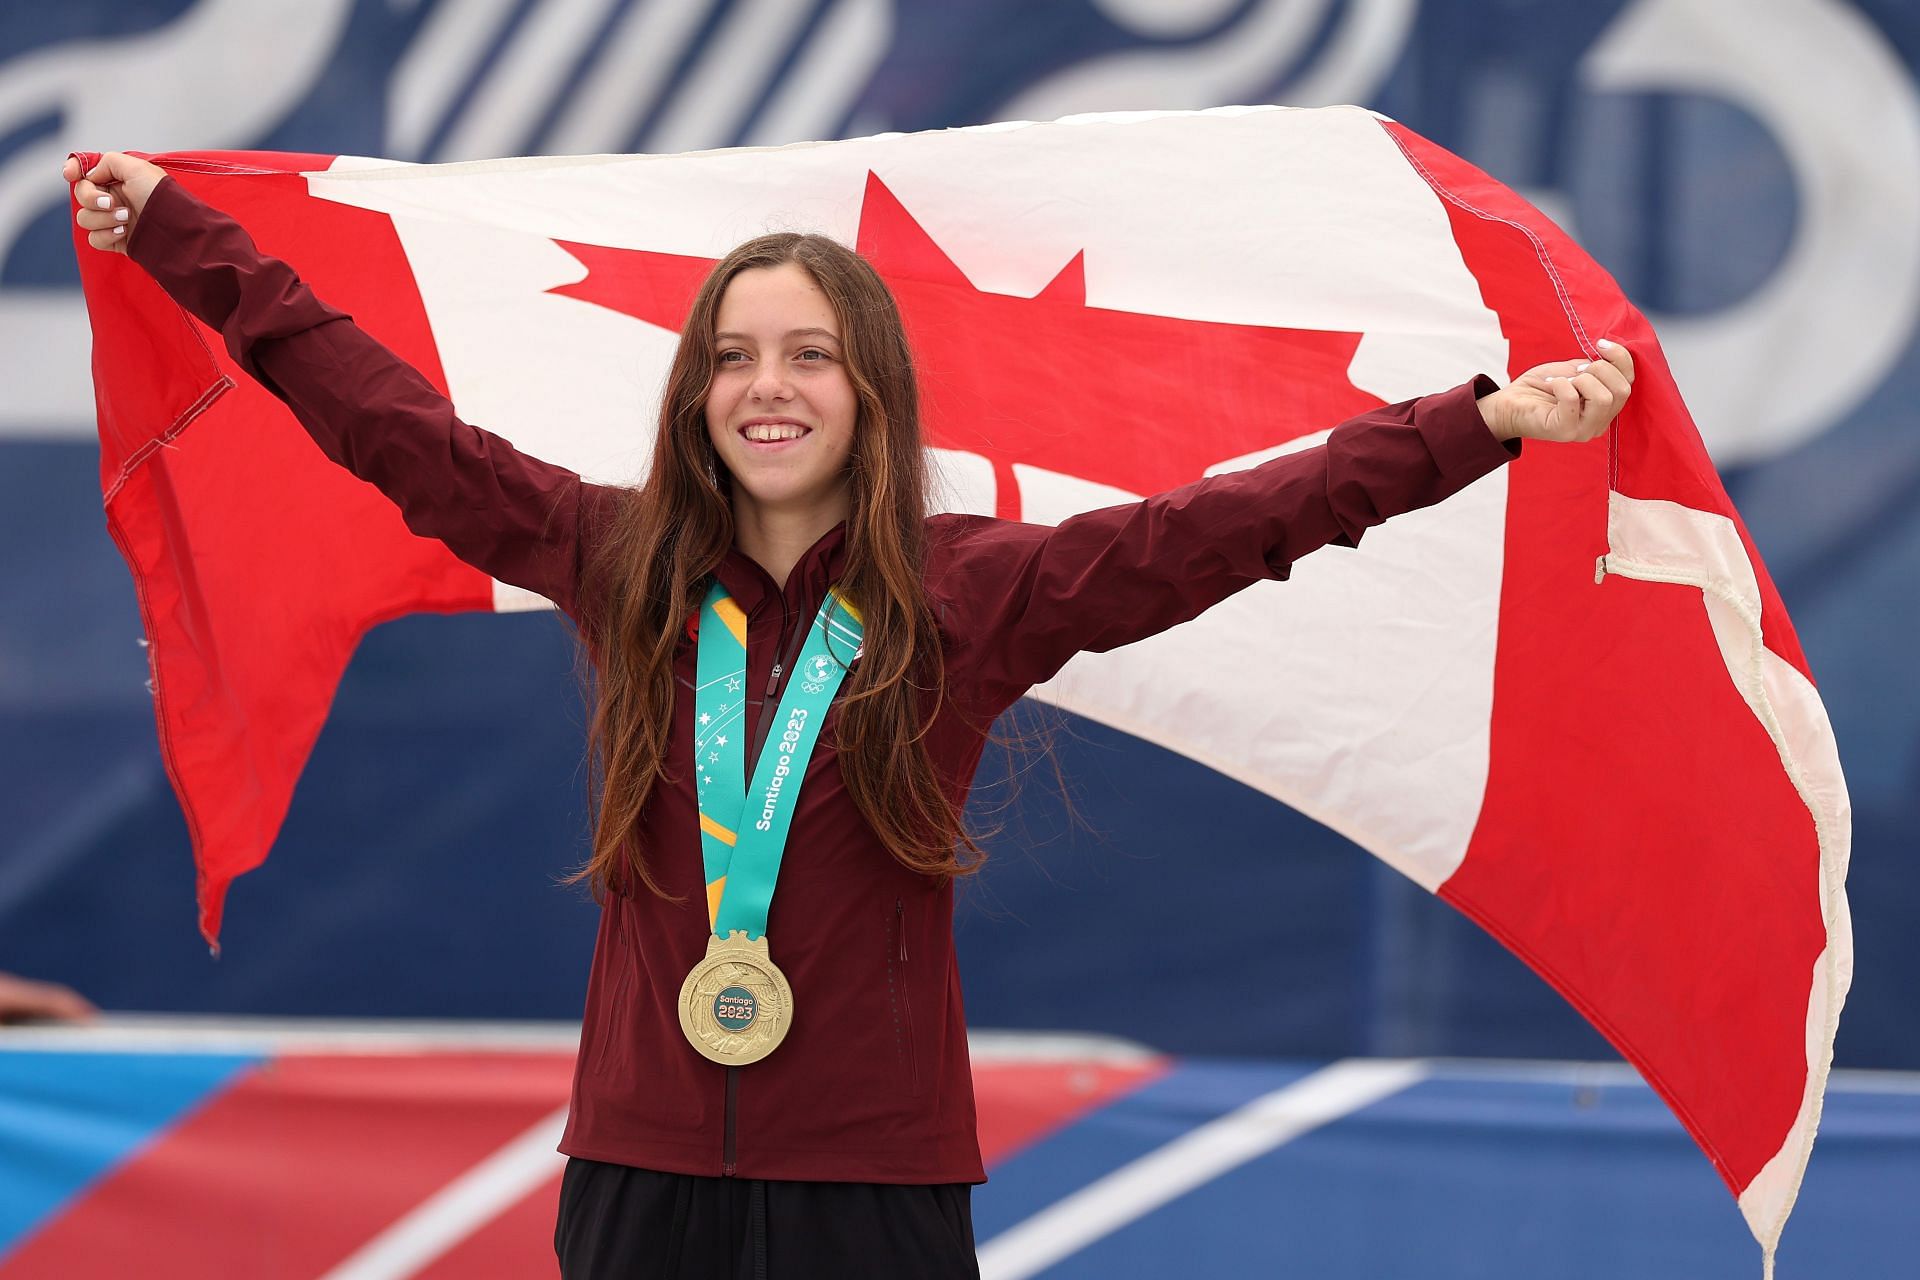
[750,362,792,401]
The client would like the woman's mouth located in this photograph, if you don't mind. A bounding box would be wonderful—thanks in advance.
[740,420,811,445]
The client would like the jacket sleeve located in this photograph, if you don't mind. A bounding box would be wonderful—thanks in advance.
[125,173,612,622]
[936,376,1520,710]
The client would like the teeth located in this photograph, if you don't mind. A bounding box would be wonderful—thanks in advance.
[744,423,807,442]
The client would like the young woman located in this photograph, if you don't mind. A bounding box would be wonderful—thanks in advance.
[66,150,1632,1278]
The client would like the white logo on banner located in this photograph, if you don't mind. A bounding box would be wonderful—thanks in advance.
[999,0,1418,118]
[393,0,893,162]
[998,0,1920,467]
[1577,0,1920,465]
[0,0,895,439]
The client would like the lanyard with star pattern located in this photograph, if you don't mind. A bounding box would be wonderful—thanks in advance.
[693,578,863,939]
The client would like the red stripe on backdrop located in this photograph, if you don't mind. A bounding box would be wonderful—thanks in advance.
[1381,123,1828,1196]
[0,1051,1164,1278]
[973,1057,1171,1166]
[74,154,495,942]
[396,1056,1173,1278]
[0,1053,575,1279]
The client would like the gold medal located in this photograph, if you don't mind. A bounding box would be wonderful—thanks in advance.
[677,930,794,1065]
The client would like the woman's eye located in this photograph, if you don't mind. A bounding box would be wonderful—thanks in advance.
[717,350,747,364]
[796,349,829,362]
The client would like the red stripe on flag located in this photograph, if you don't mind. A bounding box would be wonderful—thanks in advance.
[77,157,495,941]
[1382,122,1828,1197]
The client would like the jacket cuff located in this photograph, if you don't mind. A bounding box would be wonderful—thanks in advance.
[124,172,246,335]
[125,172,185,276]
[1414,374,1522,480]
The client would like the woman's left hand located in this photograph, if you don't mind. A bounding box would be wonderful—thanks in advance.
[1478,338,1635,443]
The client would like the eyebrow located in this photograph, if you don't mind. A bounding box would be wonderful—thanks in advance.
[713,327,841,343]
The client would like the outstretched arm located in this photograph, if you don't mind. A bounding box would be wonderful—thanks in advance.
[943,349,1632,711]
[66,152,611,621]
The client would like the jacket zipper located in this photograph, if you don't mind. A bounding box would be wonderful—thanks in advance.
[743,598,807,770]
[891,898,917,1092]
[723,1067,739,1176]
[725,596,804,1178]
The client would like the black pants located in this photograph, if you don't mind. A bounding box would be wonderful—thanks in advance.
[555,1158,981,1279]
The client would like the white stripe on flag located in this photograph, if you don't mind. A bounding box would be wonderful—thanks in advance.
[977,1058,1428,1280]
[316,1105,569,1280]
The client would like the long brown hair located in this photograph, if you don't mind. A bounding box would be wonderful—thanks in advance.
[570,233,989,900]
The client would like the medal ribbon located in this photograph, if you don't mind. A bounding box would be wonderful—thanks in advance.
[694,578,863,940]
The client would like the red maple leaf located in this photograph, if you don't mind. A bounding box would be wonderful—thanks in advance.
[550,173,1380,519]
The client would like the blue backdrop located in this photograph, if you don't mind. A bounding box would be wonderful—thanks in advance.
[2,0,1915,1068]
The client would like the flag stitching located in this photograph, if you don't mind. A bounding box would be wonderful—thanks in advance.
[1375,119,1623,494]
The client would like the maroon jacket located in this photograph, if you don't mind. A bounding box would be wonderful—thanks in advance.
[129,174,1519,1184]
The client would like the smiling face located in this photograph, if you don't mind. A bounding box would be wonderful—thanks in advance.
[703,261,859,528]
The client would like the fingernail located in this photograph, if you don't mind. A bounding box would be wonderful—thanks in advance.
[1597,339,1615,350]
[95,195,111,209]
[113,226,125,236]
[1576,362,1590,372]
[114,208,128,222]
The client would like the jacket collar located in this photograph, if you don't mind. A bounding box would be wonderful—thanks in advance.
[713,521,849,615]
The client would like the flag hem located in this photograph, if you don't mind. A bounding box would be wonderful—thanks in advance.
[91,256,239,939]
[1375,114,1850,1257]
[287,103,1367,186]
[1595,494,1851,1258]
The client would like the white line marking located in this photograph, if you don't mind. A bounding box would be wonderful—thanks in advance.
[976,1058,1427,1280]
[966,1030,1161,1065]
[315,1105,569,1280]
[0,1019,1157,1063]
[0,1016,583,1054]
[8,1019,1908,1100]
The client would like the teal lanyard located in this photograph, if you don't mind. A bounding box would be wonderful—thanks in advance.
[694,578,863,940]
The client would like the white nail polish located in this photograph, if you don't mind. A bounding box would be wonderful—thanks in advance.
[113,226,125,236]
[115,208,128,222]
[1597,339,1615,350]
[96,195,111,210]
[1576,362,1590,372]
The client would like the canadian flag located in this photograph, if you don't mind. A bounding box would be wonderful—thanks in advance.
[72,106,1849,1262]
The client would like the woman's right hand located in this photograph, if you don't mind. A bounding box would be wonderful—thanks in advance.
[63,151,170,254]
[0,971,97,1024]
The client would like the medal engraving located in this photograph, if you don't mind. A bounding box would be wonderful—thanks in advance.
[678,930,794,1065]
